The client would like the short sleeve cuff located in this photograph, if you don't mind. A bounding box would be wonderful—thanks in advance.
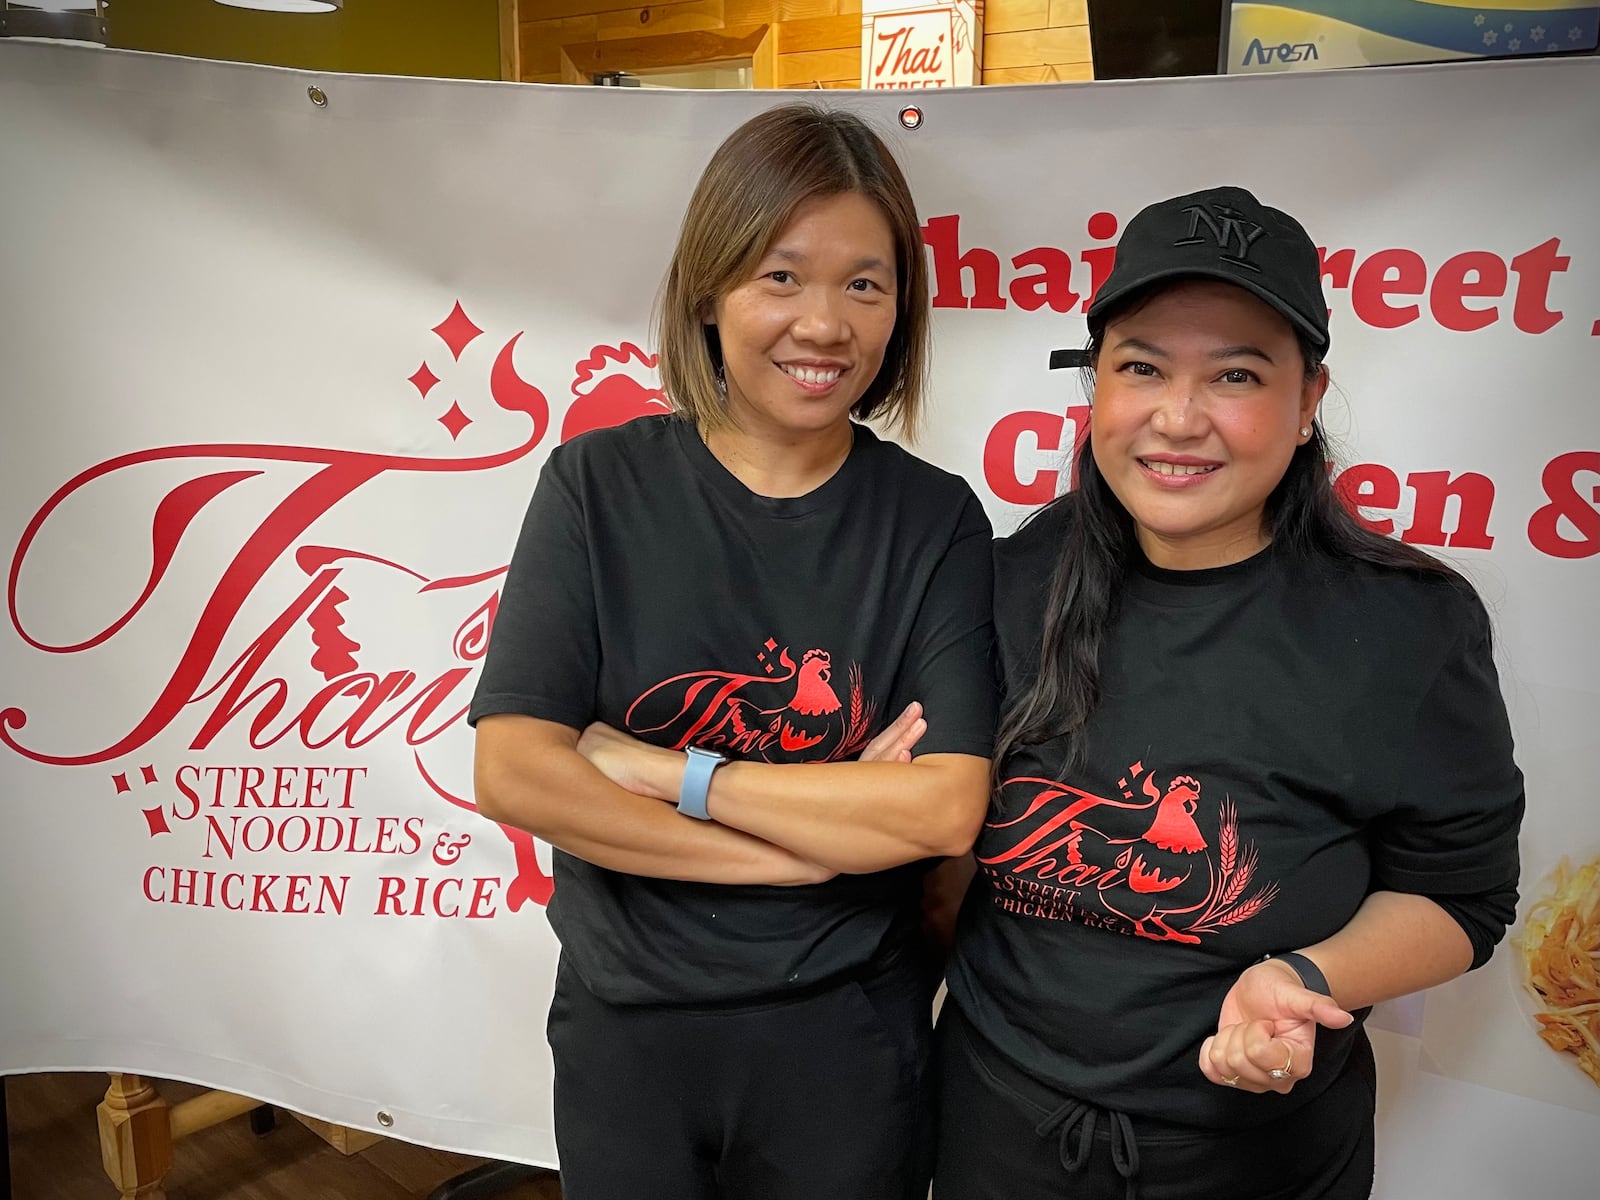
[467,692,591,731]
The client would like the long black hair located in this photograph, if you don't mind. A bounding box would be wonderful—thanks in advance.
[993,304,1469,778]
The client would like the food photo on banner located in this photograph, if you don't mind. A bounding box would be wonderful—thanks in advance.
[0,32,1597,1200]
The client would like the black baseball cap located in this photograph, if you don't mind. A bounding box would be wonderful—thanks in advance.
[1086,186,1330,355]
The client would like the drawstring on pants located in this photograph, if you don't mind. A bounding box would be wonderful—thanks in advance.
[1035,1098,1142,1200]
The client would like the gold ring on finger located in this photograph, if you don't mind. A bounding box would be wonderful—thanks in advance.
[1268,1044,1294,1081]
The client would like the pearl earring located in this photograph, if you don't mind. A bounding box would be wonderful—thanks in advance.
[1299,426,1311,437]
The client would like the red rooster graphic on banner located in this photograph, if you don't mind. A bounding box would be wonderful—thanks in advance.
[559,343,670,441]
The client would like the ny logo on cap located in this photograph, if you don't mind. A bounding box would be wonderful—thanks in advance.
[1175,203,1266,273]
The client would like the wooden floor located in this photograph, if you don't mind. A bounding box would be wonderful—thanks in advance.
[4,1072,562,1200]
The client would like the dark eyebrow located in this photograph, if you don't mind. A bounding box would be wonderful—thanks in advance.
[763,248,893,275]
[1112,337,1276,365]
[848,256,894,275]
[1210,344,1276,364]
[1112,337,1168,358]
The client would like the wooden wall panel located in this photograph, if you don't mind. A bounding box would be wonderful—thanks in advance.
[983,25,1090,71]
[516,0,1093,86]
[1048,0,1088,27]
[776,14,858,53]
[777,47,858,86]
[530,0,660,19]
[596,1,726,41]
[521,15,598,76]
[726,0,854,21]
[984,0,1049,35]
[982,61,1092,85]
[981,0,1092,78]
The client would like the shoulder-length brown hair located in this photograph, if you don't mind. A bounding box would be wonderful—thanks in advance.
[655,103,930,438]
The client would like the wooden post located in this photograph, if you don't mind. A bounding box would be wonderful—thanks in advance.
[291,1112,384,1155]
[751,24,777,88]
[96,1075,172,1200]
[167,1090,261,1141]
[498,0,521,82]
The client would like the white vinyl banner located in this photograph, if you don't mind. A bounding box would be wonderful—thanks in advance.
[1,42,1596,1194]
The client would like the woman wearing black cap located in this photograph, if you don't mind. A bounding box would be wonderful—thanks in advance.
[933,187,1524,1199]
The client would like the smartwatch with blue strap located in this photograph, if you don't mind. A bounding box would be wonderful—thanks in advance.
[677,745,727,821]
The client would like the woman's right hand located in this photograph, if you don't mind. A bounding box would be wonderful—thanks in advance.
[757,703,925,885]
[858,702,927,763]
[576,721,678,799]
[1199,958,1352,1094]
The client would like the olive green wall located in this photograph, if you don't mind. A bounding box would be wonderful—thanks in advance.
[111,0,501,80]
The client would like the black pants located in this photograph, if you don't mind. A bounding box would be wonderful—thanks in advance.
[548,956,933,1200]
[933,1005,1376,1200]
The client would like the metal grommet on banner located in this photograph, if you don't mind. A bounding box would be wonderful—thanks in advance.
[376,1110,394,1128]
[307,86,329,109]
[898,105,923,131]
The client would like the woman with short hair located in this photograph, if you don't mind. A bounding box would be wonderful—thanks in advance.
[471,104,997,1200]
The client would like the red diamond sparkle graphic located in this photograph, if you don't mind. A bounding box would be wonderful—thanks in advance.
[437,402,472,440]
[140,764,157,785]
[142,806,171,837]
[112,772,130,794]
[432,301,483,361]
[408,361,441,397]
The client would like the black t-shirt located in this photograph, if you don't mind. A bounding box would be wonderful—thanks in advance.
[470,415,997,1004]
[945,498,1524,1129]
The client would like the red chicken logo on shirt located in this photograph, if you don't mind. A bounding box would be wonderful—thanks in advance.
[981,760,1278,943]
[626,640,876,763]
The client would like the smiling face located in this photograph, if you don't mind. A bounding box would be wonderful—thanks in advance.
[707,191,899,441]
[1090,280,1328,570]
